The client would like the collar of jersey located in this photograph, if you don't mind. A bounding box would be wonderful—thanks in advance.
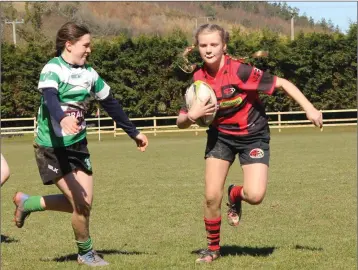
[203,54,230,80]
[58,55,83,69]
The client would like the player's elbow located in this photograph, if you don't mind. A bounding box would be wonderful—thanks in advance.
[275,77,291,90]
[177,121,189,129]
[177,114,190,129]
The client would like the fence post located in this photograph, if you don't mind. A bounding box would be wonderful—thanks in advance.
[278,111,281,132]
[114,121,117,137]
[320,110,323,132]
[97,108,101,141]
[33,117,36,137]
[154,116,157,136]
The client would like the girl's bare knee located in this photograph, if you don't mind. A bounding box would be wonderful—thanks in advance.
[73,197,92,216]
[243,191,265,205]
[67,194,92,216]
[74,200,92,216]
[204,195,221,210]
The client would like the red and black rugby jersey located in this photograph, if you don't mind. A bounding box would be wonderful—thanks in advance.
[180,55,277,136]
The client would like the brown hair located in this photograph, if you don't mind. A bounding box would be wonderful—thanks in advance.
[194,24,229,47]
[177,24,268,73]
[55,22,90,56]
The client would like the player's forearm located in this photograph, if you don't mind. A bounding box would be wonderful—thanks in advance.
[177,114,194,129]
[99,94,139,139]
[276,77,315,112]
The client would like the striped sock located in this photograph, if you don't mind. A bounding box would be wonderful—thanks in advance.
[204,216,221,251]
[230,185,243,204]
[76,237,93,255]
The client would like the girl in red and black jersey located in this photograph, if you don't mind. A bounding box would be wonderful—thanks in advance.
[177,24,323,263]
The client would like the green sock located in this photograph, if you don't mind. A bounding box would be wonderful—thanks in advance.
[76,237,93,255]
[23,196,44,212]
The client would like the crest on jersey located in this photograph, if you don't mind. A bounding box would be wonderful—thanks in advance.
[249,148,264,159]
[221,85,240,98]
[252,68,262,82]
[223,87,235,96]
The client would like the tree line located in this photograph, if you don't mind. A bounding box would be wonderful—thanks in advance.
[1,24,356,119]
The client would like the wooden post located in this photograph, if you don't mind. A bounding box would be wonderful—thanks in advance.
[97,108,101,141]
[114,121,117,137]
[154,116,157,136]
[278,111,281,132]
[291,16,295,41]
[33,117,37,137]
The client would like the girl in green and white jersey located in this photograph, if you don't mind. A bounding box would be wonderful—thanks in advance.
[13,22,148,267]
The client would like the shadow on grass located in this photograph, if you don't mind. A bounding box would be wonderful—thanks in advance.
[40,248,154,262]
[294,245,323,251]
[192,245,275,257]
[1,234,18,244]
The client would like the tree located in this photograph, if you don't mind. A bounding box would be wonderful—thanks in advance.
[308,17,315,27]
[1,26,356,118]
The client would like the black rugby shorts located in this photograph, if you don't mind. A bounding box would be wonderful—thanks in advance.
[34,138,93,185]
[204,128,270,166]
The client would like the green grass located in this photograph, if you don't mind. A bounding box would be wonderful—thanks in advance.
[1,127,356,269]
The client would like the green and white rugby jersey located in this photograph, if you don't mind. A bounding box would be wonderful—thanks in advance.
[36,56,110,147]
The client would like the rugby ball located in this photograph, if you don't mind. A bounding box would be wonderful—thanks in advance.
[185,80,217,127]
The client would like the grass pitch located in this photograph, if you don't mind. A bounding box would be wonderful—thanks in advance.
[1,126,356,269]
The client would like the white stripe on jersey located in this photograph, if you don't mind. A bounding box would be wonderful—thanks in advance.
[89,68,110,100]
[38,63,63,90]
[38,80,59,90]
[61,101,89,111]
[93,84,110,100]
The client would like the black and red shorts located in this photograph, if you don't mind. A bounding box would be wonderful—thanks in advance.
[204,127,270,166]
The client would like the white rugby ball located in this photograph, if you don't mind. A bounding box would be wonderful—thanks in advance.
[185,80,217,127]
